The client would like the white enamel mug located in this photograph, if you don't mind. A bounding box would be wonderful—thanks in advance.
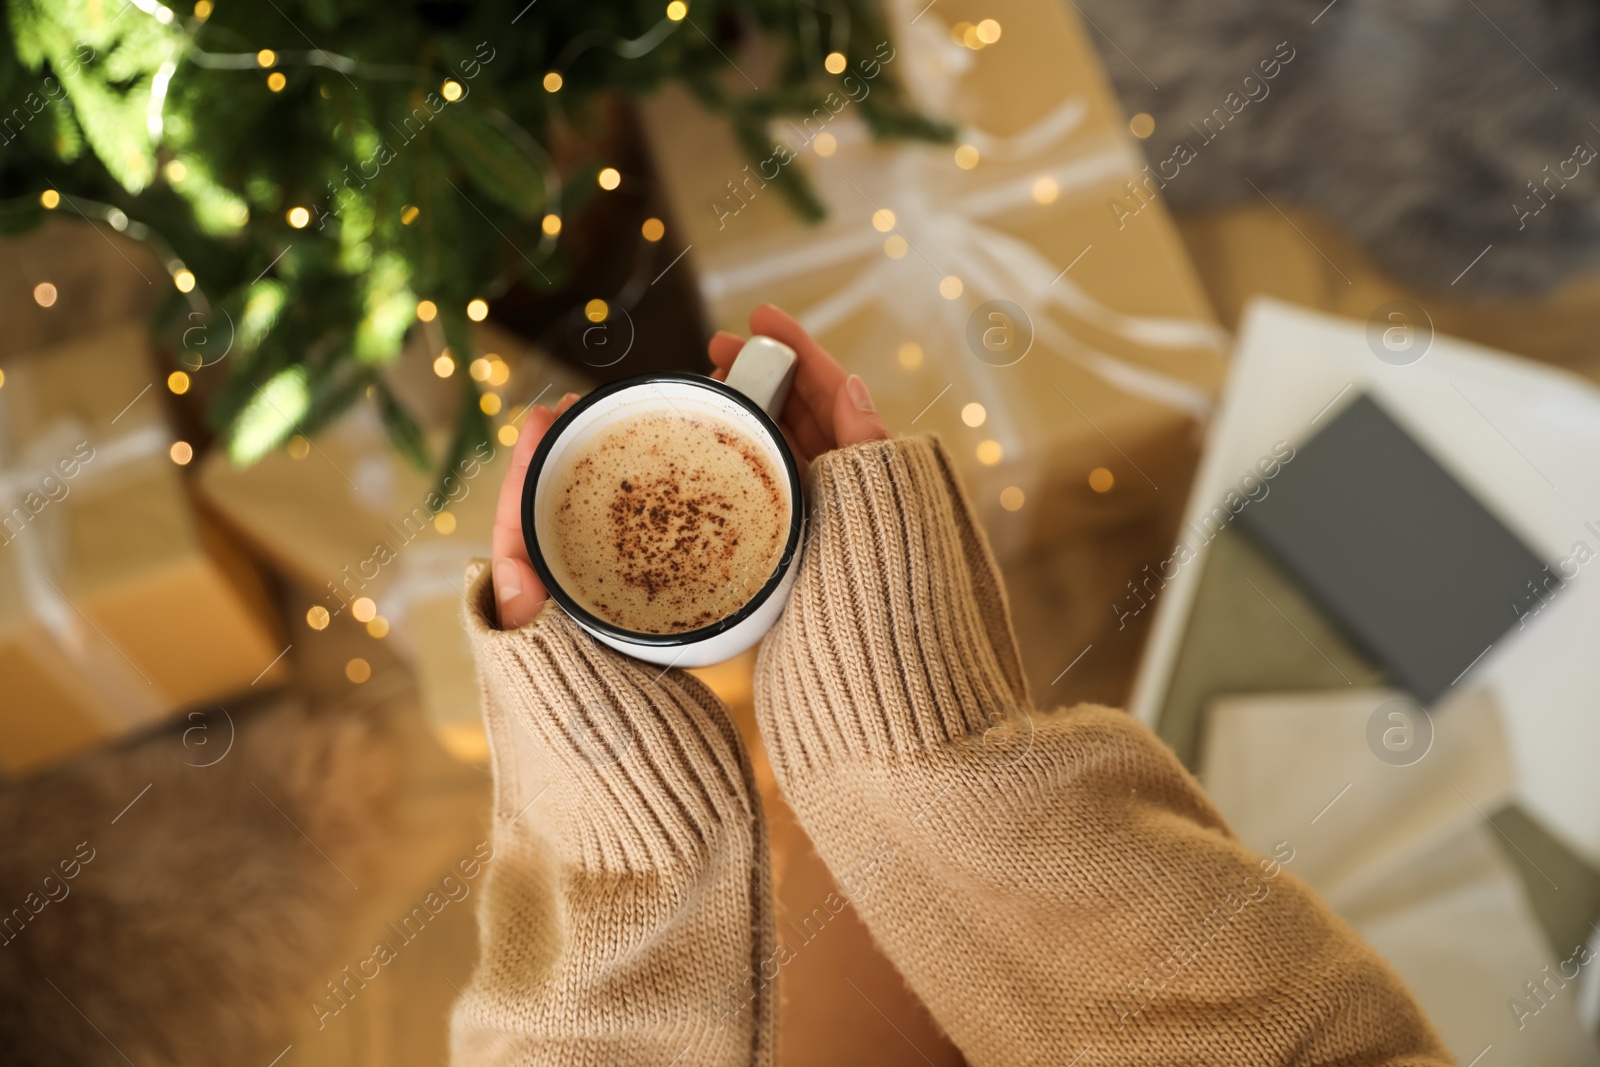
[521,337,804,668]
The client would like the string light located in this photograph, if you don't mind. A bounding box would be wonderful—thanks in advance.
[585,298,608,322]
[1000,486,1025,511]
[976,439,1003,465]
[949,22,973,45]
[469,357,492,382]
[487,358,510,386]
[433,511,457,534]
[813,132,837,157]
[824,51,847,74]
[174,268,196,292]
[345,658,371,683]
[400,204,420,225]
[479,393,502,415]
[1089,467,1115,493]
[306,605,330,630]
[32,282,57,307]
[366,616,389,638]
[416,299,437,321]
[597,167,621,190]
[954,144,980,169]
[267,72,286,92]
[170,441,194,465]
[497,424,518,446]
[441,79,463,102]
[256,49,277,68]
[976,19,1003,44]
[883,235,908,258]
[1032,177,1059,204]
[641,217,665,241]
[193,0,212,18]
[39,189,59,209]
[666,1,688,20]
[898,341,923,369]
[962,25,984,50]
[168,370,191,394]
[541,214,562,236]
[962,402,987,427]
[872,208,896,232]
[939,276,963,300]
[466,298,489,321]
[352,597,377,622]
[286,206,310,228]
[434,351,456,377]
[543,71,563,92]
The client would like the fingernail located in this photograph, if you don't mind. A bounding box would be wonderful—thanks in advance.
[561,392,579,404]
[493,559,521,602]
[847,374,875,412]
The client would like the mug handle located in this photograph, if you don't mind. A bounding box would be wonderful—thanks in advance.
[723,335,798,420]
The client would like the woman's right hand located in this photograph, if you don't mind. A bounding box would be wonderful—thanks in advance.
[706,304,890,465]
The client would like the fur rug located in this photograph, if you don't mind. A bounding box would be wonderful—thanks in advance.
[0,698,396,1065]
[1076,0,1600,294]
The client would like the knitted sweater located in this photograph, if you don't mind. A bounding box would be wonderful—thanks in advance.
[451,436,1454,1066]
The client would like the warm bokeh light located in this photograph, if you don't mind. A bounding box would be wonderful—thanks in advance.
[812,132,837,157]
[467,298,489,321]
[416,299,438,322]
[287,434,311,459]
[666,1,688,20]
[286,206,310,228]
[479,393,502,415]
[939,276,964,300]
[400,204,420,225]
[306,605,330,630]
[168,370,191,394]
[898,341,924,369]
[434,352,456,377]
[434,510,457,534]
[470,357,492,382]
[597,167,621,190]
[193,0,212,18]
[487,358,510,386]
[1089,467,1116,493]
[1032,177,1059,204]
[352,597,377,623]
[542,213,562,236]
[977,439,1003,465]
[543,71,563,92]
[170,441,194,465]
[962,402,987,427]
[1129,113,1156,139]
[256,49,277,68]
[824,51,847,74]
[641,217,666,242]
[954,144,980,169]
[976,19,1002,44]
[366,616,390,638]
[32,282,57,307]
[39,189,59,209]
[441,79,464,102]
[345,658,371,684]
[267,72,286,92]
[883,235,908,259]
[585,298,609,322]
[165,160,187,183]
[1000,486,1025,511]
[872,208,896,232]
[174,269,196,293]
[497,424,519,447]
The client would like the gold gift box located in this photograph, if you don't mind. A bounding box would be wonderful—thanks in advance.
[641,0,1226,559]
[0,325,284,775]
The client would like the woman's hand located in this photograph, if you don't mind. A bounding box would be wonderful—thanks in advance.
[490,304,887,629]
[708,304,889,465]
[490,391,579,630]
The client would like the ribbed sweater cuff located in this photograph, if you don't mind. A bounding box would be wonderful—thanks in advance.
[464,563,755,873]
[755,435,1031,775]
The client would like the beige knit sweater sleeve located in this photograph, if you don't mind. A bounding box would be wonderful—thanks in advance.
[755,436,1455,1066]
[450,569,777,1066]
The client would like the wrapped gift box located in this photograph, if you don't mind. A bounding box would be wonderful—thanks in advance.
[196,324,590,761]
[641,0,1226,558]
[0,325,284,774]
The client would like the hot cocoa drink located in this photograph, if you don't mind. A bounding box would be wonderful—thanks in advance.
[546,410,790,634]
